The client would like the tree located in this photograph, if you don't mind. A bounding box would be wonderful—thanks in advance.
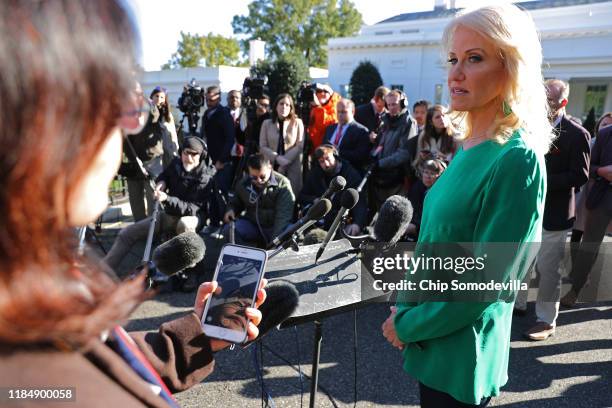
[232,0,362,67]
[162,32,242,69]
[349,60,384,106]
[251,53,310,102]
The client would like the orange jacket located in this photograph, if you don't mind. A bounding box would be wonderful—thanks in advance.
[308,92,341,152]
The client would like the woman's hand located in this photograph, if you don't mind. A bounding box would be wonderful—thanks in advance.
[382,306,405,350]
[194,279,268,352]
[597,164,612,182]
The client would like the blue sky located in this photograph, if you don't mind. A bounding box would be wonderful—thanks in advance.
[131,0,530,71]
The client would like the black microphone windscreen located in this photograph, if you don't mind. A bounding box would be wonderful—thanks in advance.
[331,176,347,192]
[374,195,413,245]
[340,188,359,209]
[152,231,206,276]
[252,280,299,339]
[307,198,332,220]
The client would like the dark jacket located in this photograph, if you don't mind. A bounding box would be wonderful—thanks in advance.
[372,110,417,187]
[298,159,368,228]
[543,115,591,230]
[0,313,214,407]
[201,106,234,164]
[119,105,169,180]
[156,157,216,221]
[231,171,295,237]
[323,121,372,170]
[406,179,428,237]
[591,124,612,178]
[355,102,380,133]
[588,125,612,213]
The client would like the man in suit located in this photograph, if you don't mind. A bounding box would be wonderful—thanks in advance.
[201,86,235,190]
[323,98,371,172]
[200,86,235,225]
[523,78,591,341]
[355,86,389,134]
[562,119,612,307]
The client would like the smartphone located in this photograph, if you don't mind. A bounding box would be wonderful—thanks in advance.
[201,244,268,344]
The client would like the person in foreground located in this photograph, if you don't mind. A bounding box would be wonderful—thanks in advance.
[382,4,553,407]
[0,2,265,407]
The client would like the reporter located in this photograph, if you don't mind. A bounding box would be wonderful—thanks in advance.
[0,1,265,406]
[259,94,304,195]
[150,86,180,168]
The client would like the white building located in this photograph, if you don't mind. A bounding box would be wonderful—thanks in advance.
[328,0,612,121]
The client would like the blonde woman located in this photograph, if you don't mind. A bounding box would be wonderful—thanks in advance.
[382,4,553,406]
[259,93,304,196]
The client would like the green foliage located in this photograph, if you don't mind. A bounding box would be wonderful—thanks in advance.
[349,60,383,106]
[232,0,362,67]
[251,53,311,102]
[162,32,242,69]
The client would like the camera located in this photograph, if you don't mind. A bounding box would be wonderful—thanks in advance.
[296,81,316,106]
[241,76,268,124]
[176,78,204,137]
[242,76,267,100]
[177,79,204,114]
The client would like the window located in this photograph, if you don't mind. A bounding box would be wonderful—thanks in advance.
[340,84,350,98]
[435,84,443,105]
[584,85,607,118]
[390,84,404,91]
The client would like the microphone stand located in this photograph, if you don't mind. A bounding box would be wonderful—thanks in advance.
[123,136,165,289]
[356,163,374,193]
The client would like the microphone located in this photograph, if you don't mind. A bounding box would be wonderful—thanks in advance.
[268,198,332,249]
[340,195,413,249]
[321,176,346,200]
[315,188,359,263]
[140,231,206,288]
[242,280,299,347]
[373,195,413,247]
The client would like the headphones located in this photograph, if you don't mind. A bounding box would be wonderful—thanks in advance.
[384,89,407,111]
[314,143,340,160]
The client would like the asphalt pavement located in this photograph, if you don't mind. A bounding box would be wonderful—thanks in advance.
[97,199,612,408]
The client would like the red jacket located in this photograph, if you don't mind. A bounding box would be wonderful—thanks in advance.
[308,92,341,152]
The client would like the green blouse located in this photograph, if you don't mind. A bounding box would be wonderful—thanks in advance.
[394,129,546,404]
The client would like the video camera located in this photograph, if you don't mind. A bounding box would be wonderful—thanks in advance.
[241,76,268,123]
[296,81,317,106]
[177,79,205,113]
[176,78,204,137]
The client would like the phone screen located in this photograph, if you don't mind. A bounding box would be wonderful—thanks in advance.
[204,254,263,334]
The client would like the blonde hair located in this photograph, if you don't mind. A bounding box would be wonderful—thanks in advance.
[442,4,553,155]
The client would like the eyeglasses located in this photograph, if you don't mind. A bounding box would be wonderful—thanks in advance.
[250,174,268,182]
[118,91,151,135]
[422,170,440,177]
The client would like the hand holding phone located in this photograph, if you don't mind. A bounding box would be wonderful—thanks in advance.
[194,280,266,351]
[201,244,268,344]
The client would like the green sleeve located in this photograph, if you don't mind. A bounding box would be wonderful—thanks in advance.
[395,144,545,343]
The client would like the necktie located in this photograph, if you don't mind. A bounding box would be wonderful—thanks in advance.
[333,124,343,146]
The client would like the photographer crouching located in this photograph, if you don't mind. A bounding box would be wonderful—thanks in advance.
[105,137,216,291]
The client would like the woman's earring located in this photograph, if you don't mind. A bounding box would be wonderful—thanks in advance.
[502,100,513,117]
